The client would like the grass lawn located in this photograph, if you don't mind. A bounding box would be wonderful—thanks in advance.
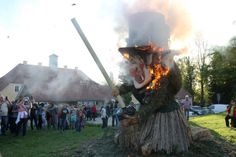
[0,125,104,157]
[0,114,235,157]
[190,113,236,144]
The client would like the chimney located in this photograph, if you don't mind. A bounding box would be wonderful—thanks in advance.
[23,61,27,64]
[49,54,58,68]
[64,65,67,69]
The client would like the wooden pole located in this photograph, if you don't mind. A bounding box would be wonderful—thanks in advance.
[71,18,125,108]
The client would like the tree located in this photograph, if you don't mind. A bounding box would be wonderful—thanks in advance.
[194,36,210,106]
[209,37,236,103]
[226,37,236,99]
[208,48,226,103]
[177,56,196,101]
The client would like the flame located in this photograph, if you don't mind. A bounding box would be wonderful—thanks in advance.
[120,44,171,90]
[148,42,165,52]
[152,45,165,52]
[123,52,129,59]
[146,64,170,90]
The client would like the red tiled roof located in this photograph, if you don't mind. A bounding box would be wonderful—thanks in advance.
[0,64,112,102]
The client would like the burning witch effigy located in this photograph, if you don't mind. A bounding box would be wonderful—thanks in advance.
[114,12,192,156]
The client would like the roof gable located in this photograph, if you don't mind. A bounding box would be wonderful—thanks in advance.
[0,64,112,102]
[175,88,192,99]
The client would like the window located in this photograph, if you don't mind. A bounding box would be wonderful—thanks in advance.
[15,85,20,92]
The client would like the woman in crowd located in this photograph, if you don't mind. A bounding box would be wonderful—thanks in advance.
[0,95,10,136]
[8,100,18,134]
[60,105,69,132]
[70,109,77,129]
[30,103,38,130]
[75,108,83,132]
[100,106,108,129]
[15,97,28,136]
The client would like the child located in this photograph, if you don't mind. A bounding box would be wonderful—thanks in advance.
[75,109,83,132]
[70,110,76,129]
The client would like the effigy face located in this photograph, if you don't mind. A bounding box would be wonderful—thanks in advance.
[127,55,152,89]
[120,44,173,92]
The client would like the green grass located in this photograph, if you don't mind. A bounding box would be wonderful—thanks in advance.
[190,113,236,144]
[0,114,235,157]
[0,125,104,157]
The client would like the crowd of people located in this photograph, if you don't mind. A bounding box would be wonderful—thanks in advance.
[0,94,127,137]
[1,92,235,138]
[0,94,101,136]
[100,102,124,129]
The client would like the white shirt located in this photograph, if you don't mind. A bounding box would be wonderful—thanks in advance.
[0,102,8,116]
[100,108,107,118]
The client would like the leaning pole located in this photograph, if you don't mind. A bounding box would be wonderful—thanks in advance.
[71,18,125,108]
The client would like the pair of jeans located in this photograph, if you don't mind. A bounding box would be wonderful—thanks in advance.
[9,117,17,134]
[60,118,67,131]
[184,109,190,120]
[92,112,96,121]
[75,119,81,132]
[101,117,108,128]
[112,115,119,127]
[30,116,38,130]
[225,115,231,127]
[1,116,8,135]
[16,118,28,136]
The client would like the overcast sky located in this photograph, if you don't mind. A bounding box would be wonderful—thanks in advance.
[0,0,236,84]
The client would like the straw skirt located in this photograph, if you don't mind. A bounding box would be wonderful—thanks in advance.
[117,108,192,154]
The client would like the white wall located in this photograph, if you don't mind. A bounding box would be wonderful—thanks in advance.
[0,83,23,101]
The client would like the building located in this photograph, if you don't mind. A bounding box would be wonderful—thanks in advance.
[0,54,193,107]
[0,55,112,106]
[175,88,193,104]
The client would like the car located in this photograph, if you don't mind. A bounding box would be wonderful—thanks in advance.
[190,106,211,115]
[190,106,202,115]
[208,104,228,113]
[189,111,198,117]
[201,107,211,115]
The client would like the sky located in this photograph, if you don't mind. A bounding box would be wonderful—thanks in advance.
[0,0,236,84]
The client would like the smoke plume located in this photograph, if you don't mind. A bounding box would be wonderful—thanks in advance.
[115,0,192,45]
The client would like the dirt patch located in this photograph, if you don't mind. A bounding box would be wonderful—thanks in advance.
[75,137,236,157]
[75,131,236,157]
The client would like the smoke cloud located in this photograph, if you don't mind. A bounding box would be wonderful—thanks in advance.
[114,0,192,46]
[20,64,98,102]
[109,0,192,85]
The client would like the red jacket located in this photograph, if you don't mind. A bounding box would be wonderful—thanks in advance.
[92,105,97,113]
